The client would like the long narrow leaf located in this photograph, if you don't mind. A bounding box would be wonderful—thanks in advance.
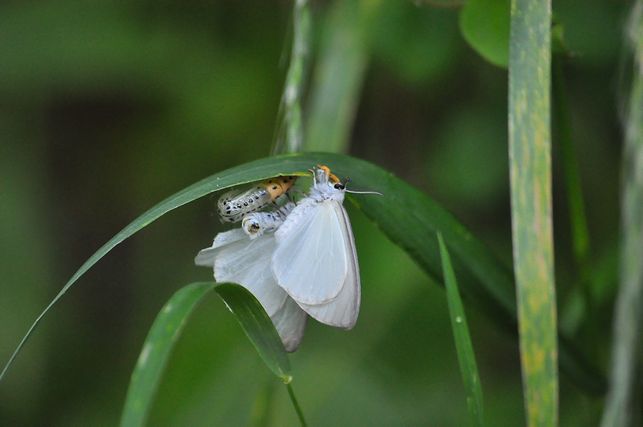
[214,284,292,383]
[272,0,310,154]
[1,153,602,393]
[120,282,216,427]
[121,282,299,427]
[0,155,304,381]
[215,284,307,425]
[508,0,559,425]
[438,233,484,427]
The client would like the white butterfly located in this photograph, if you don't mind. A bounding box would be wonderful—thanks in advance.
[272,166,361,329]
[195,228,307,352]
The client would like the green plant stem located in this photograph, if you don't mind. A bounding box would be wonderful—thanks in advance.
[277,0,311,154]
[600,2,643,426]
[508,0,558,425]
[286,382,307,427]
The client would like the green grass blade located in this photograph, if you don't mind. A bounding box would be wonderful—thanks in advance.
[508,0,559,425]
[0,155,311,382]
[273,0,311,154]
[601,3,643,426]
[437,233,484,427]
[1,152,602,393]
[214,284,292,382]
[215,283,307,425]
[286,383,307,427]
[120,282,216,427]
[121,282,301,427]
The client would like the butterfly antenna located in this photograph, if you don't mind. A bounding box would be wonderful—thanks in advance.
[345,189,383,196]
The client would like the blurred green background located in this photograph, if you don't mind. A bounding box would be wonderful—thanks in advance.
[0,0,628,425]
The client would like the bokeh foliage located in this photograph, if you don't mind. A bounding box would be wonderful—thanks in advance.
[0,0,630,425]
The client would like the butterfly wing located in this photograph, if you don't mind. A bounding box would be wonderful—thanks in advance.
[298,203,360,329]
[271,297,308,352]
[272,199,348,305]
[194,229,246,267]
[197,229,288,317]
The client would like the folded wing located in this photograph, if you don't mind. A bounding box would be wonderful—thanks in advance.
[271,297,308,352]
[298,203,360,329]
[273,200,348,305]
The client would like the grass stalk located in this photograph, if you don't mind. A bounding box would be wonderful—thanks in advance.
[286,382,308,427]
[274,0,311,154]
[508,0,558,425]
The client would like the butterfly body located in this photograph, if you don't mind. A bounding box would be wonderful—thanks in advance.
[272,166,360,329]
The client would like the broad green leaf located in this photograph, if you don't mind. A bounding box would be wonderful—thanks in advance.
[121,282,215,427]
[1,152,602,394]
[601,4,643,426]
[459,0,510,68]
[438,234,484,427]
[214,284,292,382]
[509,0,558,425]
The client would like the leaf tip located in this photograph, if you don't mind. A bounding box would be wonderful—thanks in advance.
[281,374,293,384]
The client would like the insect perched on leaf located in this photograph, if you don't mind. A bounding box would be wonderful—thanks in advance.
[271,165,363,329]
[217,176,297,223]
[197,164,379,350]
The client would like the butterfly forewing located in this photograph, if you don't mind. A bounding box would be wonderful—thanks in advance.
[298,203,360,328]
[207,229,288,317]
[273,200,348,305]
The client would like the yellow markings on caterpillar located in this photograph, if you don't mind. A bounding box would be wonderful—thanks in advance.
[217,175,297,223]
[263,176,297,200]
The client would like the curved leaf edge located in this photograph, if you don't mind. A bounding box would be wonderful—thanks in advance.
[120,282,216,427]
[120,281,293,427]
[0,152,605,394]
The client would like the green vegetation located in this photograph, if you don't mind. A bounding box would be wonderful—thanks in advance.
[0,1,637,426]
